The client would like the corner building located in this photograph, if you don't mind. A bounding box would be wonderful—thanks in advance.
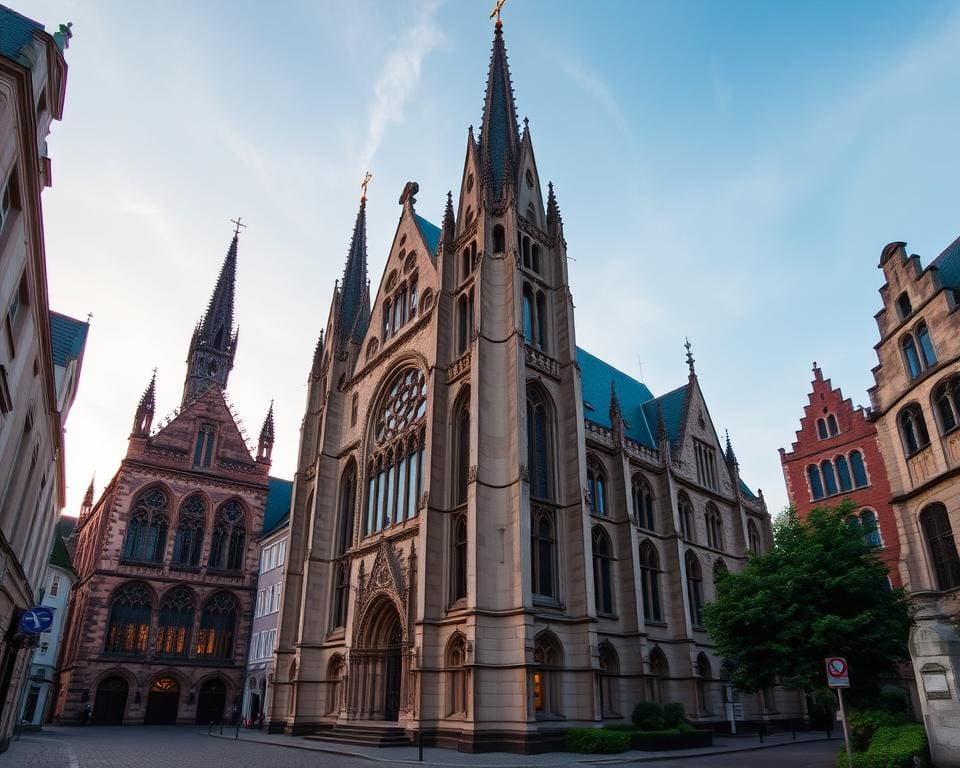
[271,23,787,751]
[55,235,282,726]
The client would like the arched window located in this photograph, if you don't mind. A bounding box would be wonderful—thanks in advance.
[639,540,662,622]
[850,450,868,487]
[531,243,541,273]
[586,458,607,517]
[492,224,505,254]
[647,648,669,704]
[860,509,882,547]
[920,503,960,590]
[522,285,534,343]
[899,403,930,456]
[535,291,547,350]
[196,591,238,659]
[122,487,169,563]
[592,526,615,615]
[365,367,428,535]
[747,519,762,555]
[696,653,713,714]
[326,655,345,715]
[521,235,530,268]
[827,414,839,436]
[917,322,937,368]
[446,635,468,717]
[934,375,960,434]
[835,455,852,492]
[461,248,472,282]
[409,276,418,318]
[896,291,912,320]
[456,294,469,355]
[453,392,470,506]
[526,386,554,500]
[105,582,152,655]
[598,644,620,718]
[533,633,563,716]
[331,560,349,628]
[209,500,245,571]
[820,460,838,496]
[807,464,824,499]
[531,507,556,600]
[155,587,194,656]
[686,552,704,627]
[337,464,357,556]
[902,334,922,379]
[382,299,392,340]
[451,514,467,603]
[816,418,828,439]
[678,492,694,540]
[705,503,723,549]
[632,475,655,530]
[172,495,205,567]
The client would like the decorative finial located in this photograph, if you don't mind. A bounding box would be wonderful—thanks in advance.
[724,429,738,466]
[360,170,373,201]
[53,22,73,52]
[490,0,507,26]
[609,379,622,423]
[230,216,246,237]
[684,337,695,376]
[86,312,93,324]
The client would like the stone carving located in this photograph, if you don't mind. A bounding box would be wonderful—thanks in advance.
[519,464,529,482]
[447,351,471,383]
[468,465,478,482]
[525,346,560,379]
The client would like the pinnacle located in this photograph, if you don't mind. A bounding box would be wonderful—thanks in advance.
[260,400,275,444]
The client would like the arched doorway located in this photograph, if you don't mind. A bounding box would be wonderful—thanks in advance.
[93,675,128,724]
[352,597,405,721]
[195,678,227,725]
[144,677,179,724]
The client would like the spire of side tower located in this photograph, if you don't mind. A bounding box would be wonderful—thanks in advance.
[337,196,371,346]
[132,369,157,437]
[479,19,520,200]
[257,400,275,462]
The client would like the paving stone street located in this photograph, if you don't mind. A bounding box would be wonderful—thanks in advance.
[1,727,841,768]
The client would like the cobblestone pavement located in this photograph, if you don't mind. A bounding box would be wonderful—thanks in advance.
[1,726,841,768]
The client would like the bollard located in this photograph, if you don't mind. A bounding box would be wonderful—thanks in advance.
[208,720,213,735]
[418,729,423,762]
[235,717,241,740]
[220,719,224,736]
[792,728,796,741]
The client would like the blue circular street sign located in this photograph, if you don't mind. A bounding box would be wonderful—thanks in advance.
[19,606,54,634]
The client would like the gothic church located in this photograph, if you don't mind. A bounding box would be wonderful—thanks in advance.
[269,21,785,751]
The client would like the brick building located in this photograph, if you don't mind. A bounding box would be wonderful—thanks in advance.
[54,233,283,726]
[780,364,901,586]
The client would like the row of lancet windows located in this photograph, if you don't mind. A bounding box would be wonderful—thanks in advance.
[901,321,937,380]
[381,275,419,342]
[816,414,839,439]
[105,581,237,660]
[898,374,960,457]
[806,451,869,499]
[122,487,246,571]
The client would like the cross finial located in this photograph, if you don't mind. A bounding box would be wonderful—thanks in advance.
[230,216,246,237]
[490,0,507,25]
[684,337,696,376]
[360,171,373,201]
[86,312,93,324]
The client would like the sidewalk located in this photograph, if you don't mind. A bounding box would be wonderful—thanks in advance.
[204,727,838,767]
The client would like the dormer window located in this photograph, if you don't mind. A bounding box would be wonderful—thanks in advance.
[896,291,912,320]
[193,424,216,469]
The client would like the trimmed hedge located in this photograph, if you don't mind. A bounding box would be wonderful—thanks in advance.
[836,724,928,768]
[632,701,665,730]
[566,728,631,754]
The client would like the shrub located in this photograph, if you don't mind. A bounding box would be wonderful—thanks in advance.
[848,709,904,752]
[565,728,631,754]
[662,702,687,728]
[632,701,664,731]
[835,724,928,768]
[878,687,911,717]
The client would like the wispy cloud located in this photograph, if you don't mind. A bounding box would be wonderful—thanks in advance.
[359,0,443,173]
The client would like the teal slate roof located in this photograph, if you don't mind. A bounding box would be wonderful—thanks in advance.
[641,385,688,449]
[931,234,960,290]
[49,516,76,572]
[50,311,88,367]
[0,5,42,63]
[738,479,758,500]
[415,214,441,258]
[577,347,656,448]
[262,476,293,536]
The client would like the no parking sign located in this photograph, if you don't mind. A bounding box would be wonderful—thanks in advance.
[826,657,850,688]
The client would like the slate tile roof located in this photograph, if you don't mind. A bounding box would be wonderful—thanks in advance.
[931,234,960,290]
[262,476,293,536]
[415,214,441,258]
[0,4,42,63]
[49,311,88,367]
[49,516,76,572]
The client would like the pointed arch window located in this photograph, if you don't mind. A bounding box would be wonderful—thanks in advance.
[899,403,930,456]
[122,487,169,563]
[835,455,852,492]
[920,503,960,590]
[531,507,557,600]
[686,552,704,627]
[647,648,669,704]
[896,291,913,320]
[522,286,534,343]
[639,540,662,622]
[533,633,563,717]
[155,587,194,656]
[917,322,937,367]
[526,386,554,501]
[337,464,357,556]
[632,475,655,530]
[696,653,713,714]
[747,519,762,555]
[492,224,505,254]
[193,424,216,468]
[827,414,839,436]
[850,450,868,487]
[331,560,349,628]
[705,502,723,549]
[816,418,828,440]
[860,509,882,547]
[209,500,245,571]
[934,375,960,434]
[105,582,152,655]
[446,635,468,716]
[451,514,467,603]
[326,655,345,715]
[807,464,824,500]
[902,334,922,379]
[172,495,205,567]
[598,644,620,718]
[535,291,547,350]
[586,458,607,517]
[592,526,615,615]
[196,591,238,659]
[453,393,470,506]
[820,460,838,496]
[678,492,694,540]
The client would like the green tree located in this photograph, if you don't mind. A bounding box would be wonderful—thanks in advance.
[702,501,910,695]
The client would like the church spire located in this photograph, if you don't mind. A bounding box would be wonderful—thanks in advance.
[441,190,456,250]
[182,229,240,405]
[132,369,156,437]
[257,400,275,462]
[310,330,325,379]
[337,195,371,347]
[479,19,520,199]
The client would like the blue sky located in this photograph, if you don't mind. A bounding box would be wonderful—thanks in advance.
[16,0,960,517]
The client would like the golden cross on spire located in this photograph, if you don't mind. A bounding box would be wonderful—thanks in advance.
[490,0,507,25]
[231,216,246,237]
[360,171,373,201]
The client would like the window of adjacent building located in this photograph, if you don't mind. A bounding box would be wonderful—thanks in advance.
[586,458,607,517]
[193,425,216,469]
[195,591,238,659]
[847,508,882,548]
[902,334,922,379]
[902,322,937,381]
[678,491,695,540]
[531,506,557,600]
[0,169,20,237]
[639,540,662,622]
[50,574,60,597]
[592,526,615,615]
[694,440,719,491]
[917,322,937,367]
[850,450,869,487]
[920,503,960,591]
[934,375,960,434]
[816,418,828,440]
[820,460,838,496]
[686,552,704,627]
[104,582,152,655]
[835,454,852,492]
[705,503,723,549]
[896,291,912,320]
[526,386,554,501]
[632,475,655,530]
[899,403,931,456]
[122,487,169,563]
[4,270,29,359]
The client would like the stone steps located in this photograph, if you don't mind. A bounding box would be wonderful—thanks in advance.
[304,723,412,747]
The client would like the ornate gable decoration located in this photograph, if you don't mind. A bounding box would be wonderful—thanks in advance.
[355,539,408,623]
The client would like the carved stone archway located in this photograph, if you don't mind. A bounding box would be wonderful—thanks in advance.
[348,594,410,721]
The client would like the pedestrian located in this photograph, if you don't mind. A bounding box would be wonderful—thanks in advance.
[81,705,92,726]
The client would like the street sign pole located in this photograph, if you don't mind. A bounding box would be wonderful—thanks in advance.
[837,687,853,767]
[825,657,853,766]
